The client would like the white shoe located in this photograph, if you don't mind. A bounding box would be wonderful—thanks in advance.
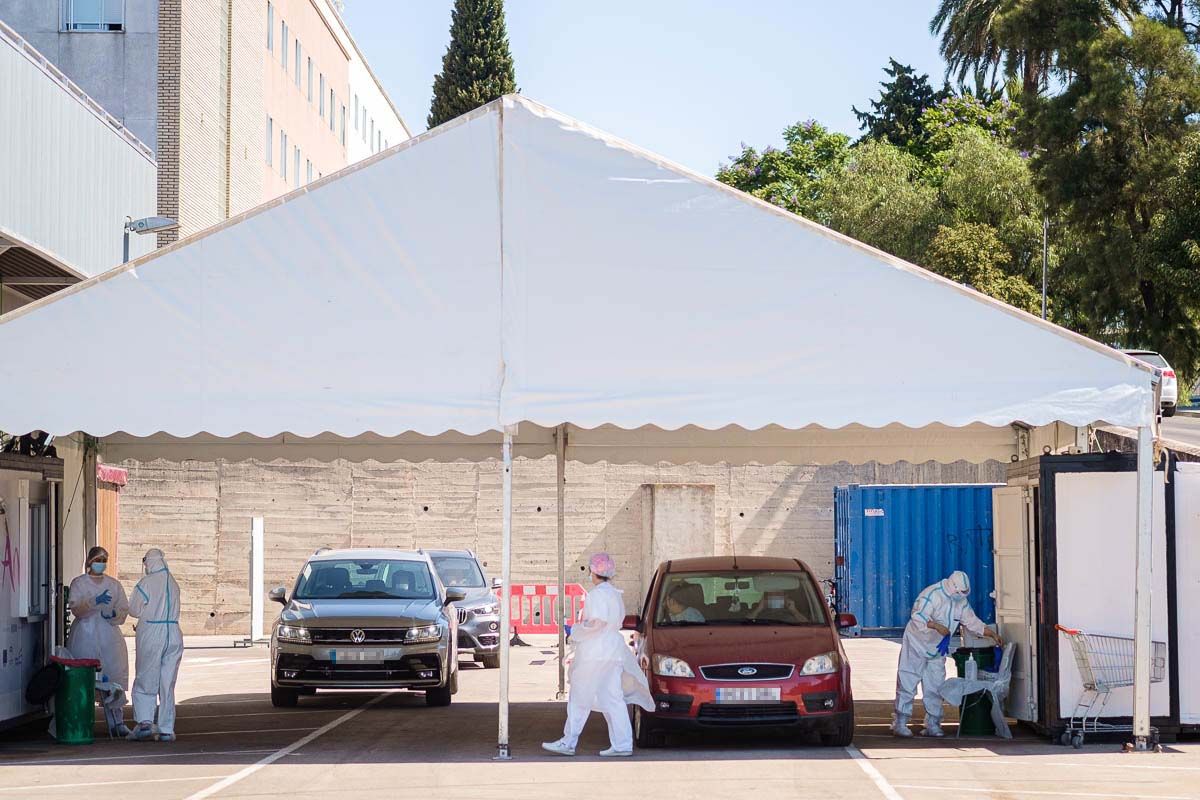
[599,747,633,757]
[891,715,913,738]
[541,739,576,756]
[921,724,945,738]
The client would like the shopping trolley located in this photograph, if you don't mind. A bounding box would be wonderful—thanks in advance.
[1055,624,1167,749]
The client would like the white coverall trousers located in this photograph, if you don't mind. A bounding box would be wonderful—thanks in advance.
[895,648,948,726]
[563,661,633,751]
[133,622,184,735]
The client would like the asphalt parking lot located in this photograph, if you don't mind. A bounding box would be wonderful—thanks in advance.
[1,636,1197,799]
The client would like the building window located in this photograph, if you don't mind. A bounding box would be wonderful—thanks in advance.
[294,147,300,188]
[353,94,359,130]
[294,41,301,87]
[306,159,313,184]
[340,104,346,146]
[266,2,274,49]
[362,109,368,142]
[265,115,273,165]
[329,89,335,132]
[281,21,288,70]
[280,130,287,181]
[62,0,125,32]
[319,74,325,117]
[370,118,375,152]
[307,57,313,102]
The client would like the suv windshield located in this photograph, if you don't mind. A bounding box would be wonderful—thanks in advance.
[294,559,437,600]
[654,570,827,626]
[431,555,485,588]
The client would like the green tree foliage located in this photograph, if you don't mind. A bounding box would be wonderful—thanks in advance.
[427,0,517,128]
[852,59,950,152]
[919,94,1019,153]
[926,223,1044,313]
[1024,17,1200,374]
[714,122,851,220]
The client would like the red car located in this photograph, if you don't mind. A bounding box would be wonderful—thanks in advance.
[624,555,857,747]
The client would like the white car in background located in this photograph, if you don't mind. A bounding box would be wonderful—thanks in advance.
[1124,350,1179,417]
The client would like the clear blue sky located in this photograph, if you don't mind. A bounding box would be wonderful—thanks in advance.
[342,0,949,174]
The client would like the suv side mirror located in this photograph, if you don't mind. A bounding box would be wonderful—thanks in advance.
[491,577,502,590]
[445,588,467,605]
[269,586,288,606]
[836,613,858,629]
[621,614,641,631]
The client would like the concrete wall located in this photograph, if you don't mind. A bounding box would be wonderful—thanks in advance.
[112,455,1005,634]
[0,0,159,150]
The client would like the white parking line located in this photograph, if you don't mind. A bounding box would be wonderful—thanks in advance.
[182,691,393,800]
[882,756,1200,773]
[894,784,1194,800]
[181,727,318,737]
[1,748,277,766]
[846,745,905,800]
[177,710,345,720]
[0,775,228,793]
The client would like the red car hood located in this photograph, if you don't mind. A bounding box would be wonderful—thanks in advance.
[649,624,837,667]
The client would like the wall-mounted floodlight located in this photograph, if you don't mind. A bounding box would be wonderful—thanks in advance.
[123,215,179,262]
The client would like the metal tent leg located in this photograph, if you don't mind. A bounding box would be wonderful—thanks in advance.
[496,426,516,760]
[1132,423,1154,750]
[556,423,567,700]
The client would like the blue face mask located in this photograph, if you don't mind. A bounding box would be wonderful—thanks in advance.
[90,562,107,575]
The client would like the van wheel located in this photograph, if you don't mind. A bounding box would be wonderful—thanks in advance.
[481,654,500,669]
[820,712,854,747]
[426,686,453,707]
[634,707,665,748]
[1163,405,1177,418]
[271,685,299,708]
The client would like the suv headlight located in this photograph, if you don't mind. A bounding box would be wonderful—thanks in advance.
[277,624,311,644]
[800,651,839,675]
[404,624,443,643]
[652,654,695,678]
[472,603,498,616]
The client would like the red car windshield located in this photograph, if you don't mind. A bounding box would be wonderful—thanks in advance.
[654,570,827,626]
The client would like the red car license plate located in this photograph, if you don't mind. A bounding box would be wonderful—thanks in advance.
[715,687,782,704]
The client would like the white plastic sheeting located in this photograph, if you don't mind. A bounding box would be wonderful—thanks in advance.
[0,95,1153,438]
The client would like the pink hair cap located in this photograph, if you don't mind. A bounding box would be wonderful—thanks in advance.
[589,552,616,578]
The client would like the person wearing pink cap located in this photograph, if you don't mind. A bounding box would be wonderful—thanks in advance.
[542,553,653,756]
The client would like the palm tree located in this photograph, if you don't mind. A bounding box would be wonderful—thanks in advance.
[930,0,1139,96]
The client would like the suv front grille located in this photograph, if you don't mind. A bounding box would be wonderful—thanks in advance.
[697,702,799,725]
[308,628,414,645]
[699,663,794,681]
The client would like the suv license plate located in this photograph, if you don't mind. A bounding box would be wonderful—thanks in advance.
[716,687,781,704]
[331,649,384,664]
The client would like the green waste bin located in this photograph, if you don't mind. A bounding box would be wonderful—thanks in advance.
[952,647,997,737]
[52,656,100,745]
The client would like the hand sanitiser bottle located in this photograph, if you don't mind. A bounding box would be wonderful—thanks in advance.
[965,654,979,681]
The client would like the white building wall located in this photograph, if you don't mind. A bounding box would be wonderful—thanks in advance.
[0,21,157,276]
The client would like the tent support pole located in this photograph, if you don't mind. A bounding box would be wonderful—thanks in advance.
[556,423,567,700]
[1132,422,1154,750]
[496,425,516,760]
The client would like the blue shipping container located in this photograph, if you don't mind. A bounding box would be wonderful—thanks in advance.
[834,484,998,637]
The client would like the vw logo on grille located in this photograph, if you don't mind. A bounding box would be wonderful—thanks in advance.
[737,666,758,676]
[350,629,366,644]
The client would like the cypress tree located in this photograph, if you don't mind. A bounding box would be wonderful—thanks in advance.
[427,0,517,128]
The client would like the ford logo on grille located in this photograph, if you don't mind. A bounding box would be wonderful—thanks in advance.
[350,629,366,644]
[737,666,758,676]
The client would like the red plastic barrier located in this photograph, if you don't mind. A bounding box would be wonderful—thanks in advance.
[508,583,586,634]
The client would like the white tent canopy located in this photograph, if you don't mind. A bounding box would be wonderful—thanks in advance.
[0,95,1153,436]
[0,95,1160,752]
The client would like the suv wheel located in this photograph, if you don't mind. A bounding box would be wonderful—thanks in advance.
[271,684,299,708]
[481,653,500,669]
[425,685,453,707]
[634,706,665,748]
[819,711,855,747]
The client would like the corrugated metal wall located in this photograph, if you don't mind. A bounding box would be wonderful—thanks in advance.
[0,22,157,276]
[835,484,997,636]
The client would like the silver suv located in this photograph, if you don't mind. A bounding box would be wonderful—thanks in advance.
[268,548,463,707]
[427,549,502,669]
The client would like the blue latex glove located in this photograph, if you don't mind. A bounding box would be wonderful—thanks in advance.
[95,589,112,606]
[936,634,951,656]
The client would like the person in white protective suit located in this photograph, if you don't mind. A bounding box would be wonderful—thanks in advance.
[127,548,183,742]
[893,570,1002,738]
[542,553,654,756]
[66,546,131,737]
